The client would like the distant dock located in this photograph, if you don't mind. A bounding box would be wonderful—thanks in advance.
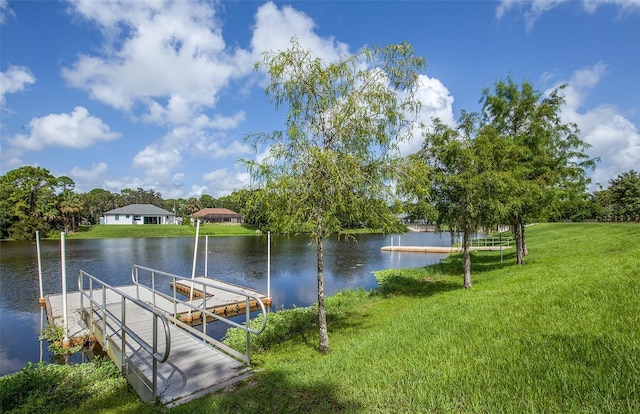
[381,245,512,253]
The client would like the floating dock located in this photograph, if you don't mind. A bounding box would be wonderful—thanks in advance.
[169,277,272,324]
[44,278,271,344]
[381,245,512,253]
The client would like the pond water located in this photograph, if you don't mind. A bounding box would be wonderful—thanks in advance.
[0,231,452,376]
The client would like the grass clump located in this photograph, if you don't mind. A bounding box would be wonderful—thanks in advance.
[0,358,153,414]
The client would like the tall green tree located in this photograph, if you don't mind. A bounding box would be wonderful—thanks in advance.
[83,188,119,224]
[199,194,217,209]
[0,166,59,239]
[245,39,426,353]
[120,187,163,207]
[607,170,640,220]
[419,114,508,288]
[184,197,202,217]
[56,176,83,233]
[480,78,594,264]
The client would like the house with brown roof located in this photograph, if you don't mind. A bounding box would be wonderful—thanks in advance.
[191,208,243,224]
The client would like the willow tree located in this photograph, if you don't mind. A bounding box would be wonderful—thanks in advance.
[480,78,594,264]
[245,39,425,353]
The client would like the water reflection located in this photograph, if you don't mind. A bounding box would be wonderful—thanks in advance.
[0,232,452,375]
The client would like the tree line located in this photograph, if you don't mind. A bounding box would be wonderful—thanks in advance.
[3,161,633,239]
[0,167,257,240]
[0,133,637,244]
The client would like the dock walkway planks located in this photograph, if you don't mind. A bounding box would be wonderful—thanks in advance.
[88,301,251,406]
[44,277,270,406]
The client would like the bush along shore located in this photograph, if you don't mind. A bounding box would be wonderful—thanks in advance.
[1,222,638,413]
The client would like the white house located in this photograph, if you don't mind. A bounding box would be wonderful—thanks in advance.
[103,204,177,225]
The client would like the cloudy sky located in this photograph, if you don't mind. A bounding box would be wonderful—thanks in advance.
[1,0,638,198]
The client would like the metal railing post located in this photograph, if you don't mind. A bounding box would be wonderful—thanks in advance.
[134,266,139,300]
[102,285,108,352]
[172,276,178,318]
[246,297,251,365]
[151,270,156,308]
[202,284,207,341]
[153,314,158,400]
[121,297,126,370]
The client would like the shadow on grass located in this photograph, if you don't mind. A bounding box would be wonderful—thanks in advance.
[372,262,461,298]
[173,369,362,413]
[444,250,517,274]
[235,298,375,354]
[373,249,517,298]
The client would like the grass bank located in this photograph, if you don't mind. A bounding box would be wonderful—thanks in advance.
[2,223,638,413]
[52,223,259,239]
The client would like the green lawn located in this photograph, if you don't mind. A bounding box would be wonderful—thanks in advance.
[55,223,259,239]
[2,223,638,413]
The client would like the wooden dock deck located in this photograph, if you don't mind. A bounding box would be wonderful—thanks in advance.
[44,276,271,406]
[85,301,252,406]
[169,277,272,324]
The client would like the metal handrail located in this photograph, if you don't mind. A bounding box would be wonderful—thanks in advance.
[467,236,513,247]
[78,269,171,400]
[130,264,268,364]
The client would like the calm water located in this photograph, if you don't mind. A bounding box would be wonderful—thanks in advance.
[0,232,451,376]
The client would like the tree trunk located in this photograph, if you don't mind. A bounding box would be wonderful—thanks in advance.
[512,221,524,265]
[463,229,472,289]
[316,221,330,354]
[521,222,528,256]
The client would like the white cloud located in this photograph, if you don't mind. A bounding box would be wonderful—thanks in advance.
[63,0,252,124]
[0,0,12,25]
[416,75,456,127]
[68,162,108,192]
[202,168,251,197]
[251,2,350,64]
[132,145,182,179]
[400,74,456,156]
[496,0,640,30]
[0,65,36,106]
[103,176,147,194]
[10,106,120,151]
[549,63,640,190]
[188,184,208,198]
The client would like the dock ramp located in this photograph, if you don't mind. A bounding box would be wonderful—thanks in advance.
[66,266,269,406]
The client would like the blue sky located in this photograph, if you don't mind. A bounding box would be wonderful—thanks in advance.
[1,0,638,199]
